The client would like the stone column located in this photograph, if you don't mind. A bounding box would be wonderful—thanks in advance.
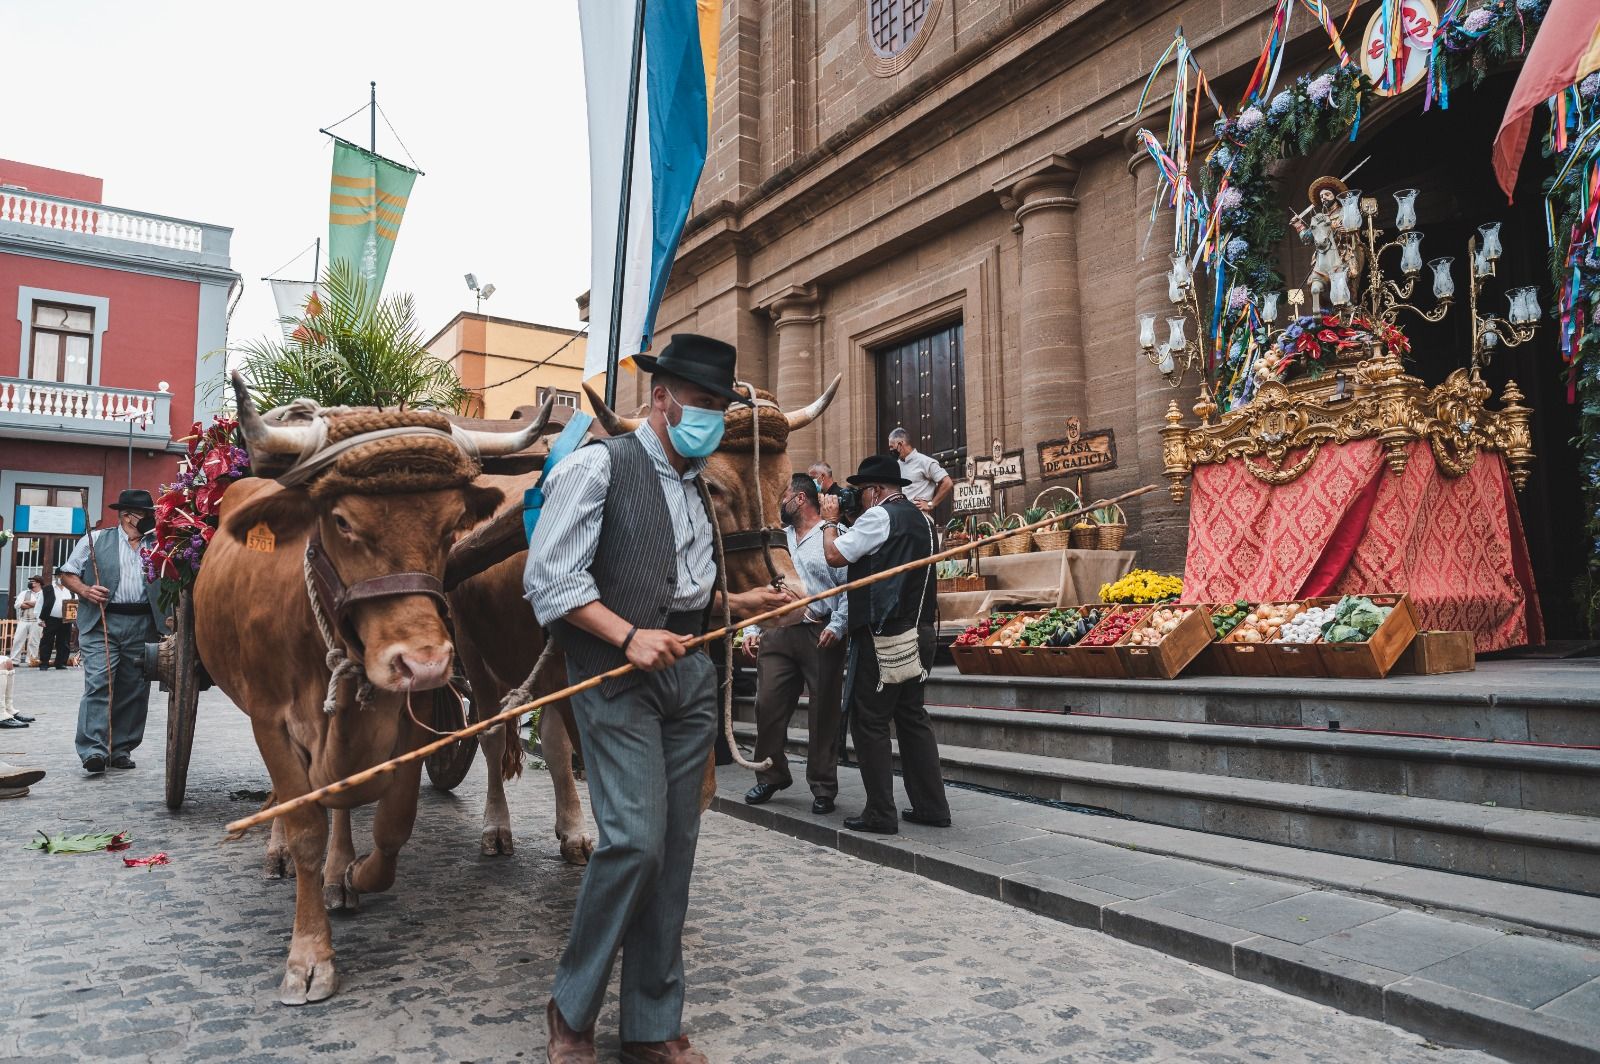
[764,284,823,469]
[1127,137,1192,572]
[995,155,1084,481]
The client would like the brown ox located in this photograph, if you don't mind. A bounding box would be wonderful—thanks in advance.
[194,375,551,1005]
[448,378,840,864]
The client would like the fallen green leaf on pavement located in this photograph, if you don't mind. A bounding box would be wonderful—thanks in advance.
[27,830,132,854]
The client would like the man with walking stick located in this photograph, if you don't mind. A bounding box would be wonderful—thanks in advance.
[525,335,789,1064]
[58,489,168,775]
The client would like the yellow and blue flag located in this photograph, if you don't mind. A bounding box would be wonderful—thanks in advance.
[579,0,722,383]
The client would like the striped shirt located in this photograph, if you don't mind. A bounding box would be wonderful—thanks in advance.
[61,528,151,604]
[524,423,716,625]
[786,523,848,638]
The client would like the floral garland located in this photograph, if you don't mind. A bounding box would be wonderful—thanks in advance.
[1426,0,1551,112]
[1548,76,1600,631]
[142,415,250,610]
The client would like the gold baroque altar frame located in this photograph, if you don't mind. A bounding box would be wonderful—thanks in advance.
[1158,349,1536,503]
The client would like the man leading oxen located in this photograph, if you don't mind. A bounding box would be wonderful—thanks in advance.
[194,373,553,1005]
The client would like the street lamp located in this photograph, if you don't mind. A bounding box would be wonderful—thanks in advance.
[465,274,496,313]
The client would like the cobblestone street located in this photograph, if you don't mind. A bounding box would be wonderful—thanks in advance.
[0,667,1494,1063]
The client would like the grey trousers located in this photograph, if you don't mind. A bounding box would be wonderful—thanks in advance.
[753,623,845,798]
[74,612,159,762]
[552,650,717,1042]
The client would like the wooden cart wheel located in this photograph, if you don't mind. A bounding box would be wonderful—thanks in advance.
[423,675,477,792]
[164,590,201,811]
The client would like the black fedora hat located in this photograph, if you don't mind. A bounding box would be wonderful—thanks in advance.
[846,454,912,488]
[634,333,750,406]
[108,488,156,512]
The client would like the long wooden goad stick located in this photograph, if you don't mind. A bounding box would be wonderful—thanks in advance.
[225,483,1159,835]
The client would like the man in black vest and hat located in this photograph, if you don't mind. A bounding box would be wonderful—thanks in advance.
[58,488,168,775]
[820,455,951,834]
[525,334,790,1064]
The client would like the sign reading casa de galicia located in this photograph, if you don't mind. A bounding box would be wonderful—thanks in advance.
[1037,427,1118,480]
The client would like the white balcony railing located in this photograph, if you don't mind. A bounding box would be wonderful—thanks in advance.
[0,187,205,254]
[0,376,172,443]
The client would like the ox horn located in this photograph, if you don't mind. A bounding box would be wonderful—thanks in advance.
[583,382,643,436]
[230,370,320,457]
[455,394,557,456]
[783,373,841,431]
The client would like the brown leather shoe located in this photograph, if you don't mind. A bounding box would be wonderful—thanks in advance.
[545,998,595,1064]
[619,1036,709,1064]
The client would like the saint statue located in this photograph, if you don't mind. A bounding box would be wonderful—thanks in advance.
[1290,175,1365,314]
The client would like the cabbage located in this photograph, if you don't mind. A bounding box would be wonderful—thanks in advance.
[1321,596,1393,643]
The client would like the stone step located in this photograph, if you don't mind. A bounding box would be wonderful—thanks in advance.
[920,660,1600,745]
[732,696,1598,814]
[921,704,1596,815]
[712,767,1600,1064]
[732,722,1600,895]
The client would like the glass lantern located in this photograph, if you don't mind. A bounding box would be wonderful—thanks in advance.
[1170,253,1192,286]
[1329,266,1351,307]
[1261,291,1281,324]
[1399,231,1424,275]
[1338,190,1364,232]
[1138,313,1157,349]
[1521,286,1541,322]
[1393,189,1419,231]
[1478,222,1503,261]
[1166,316,1187,350]
[1157,347,1176,376]
[1429,257,1455,298]
[1167,270,1183,304]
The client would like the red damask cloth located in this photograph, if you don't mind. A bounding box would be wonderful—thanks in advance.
[1184,439,1543,652]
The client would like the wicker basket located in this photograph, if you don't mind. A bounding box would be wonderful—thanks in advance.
[975,541,1000,558]
[997,531,1033,556]
[1095,524,1127,551]
[1069,526,1096,550]
[1032,529,1069,551]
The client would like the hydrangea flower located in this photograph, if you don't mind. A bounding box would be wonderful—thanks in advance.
[1307,73,1335,103]
[1237,106,1264,132]
[1228,285,1252,310]
[1270,91,1293,115]
[1216,187,1244,211]
[1463,8,1493,31]
[1215,146,1234,168]
[1582,72,1600,99]
[1226,237,1249,261]
[1516,0,1540,12]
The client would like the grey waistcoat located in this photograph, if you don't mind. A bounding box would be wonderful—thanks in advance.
[548,433,716,697]
[75,529,166,635]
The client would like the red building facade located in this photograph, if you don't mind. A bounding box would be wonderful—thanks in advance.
[0,159,238,612]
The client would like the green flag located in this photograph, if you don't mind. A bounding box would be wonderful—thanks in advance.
[327,137,418,292]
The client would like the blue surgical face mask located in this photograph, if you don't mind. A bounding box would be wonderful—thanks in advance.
[664,389,725,458]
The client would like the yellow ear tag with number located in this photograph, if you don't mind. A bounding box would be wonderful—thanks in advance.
[245,522,276,553]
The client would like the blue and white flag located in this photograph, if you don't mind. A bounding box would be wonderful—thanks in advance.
[579,0,722,384]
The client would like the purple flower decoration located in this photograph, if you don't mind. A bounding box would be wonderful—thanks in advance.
[1308,74,1335,103]
[1228,285,1252,311]
[1582,72,1600,99]
[1226,237,1249,261]
[1237,107,1264,132]
[1217,187,1244,211]
[1270,91,1293,115]
[1463,8,1493,31]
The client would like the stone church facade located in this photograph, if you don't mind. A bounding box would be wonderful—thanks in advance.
[631,0,1559,579]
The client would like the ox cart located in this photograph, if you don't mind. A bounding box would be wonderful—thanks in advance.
[152,402,559,812]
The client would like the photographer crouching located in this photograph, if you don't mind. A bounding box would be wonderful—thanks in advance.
[820,455,950,834]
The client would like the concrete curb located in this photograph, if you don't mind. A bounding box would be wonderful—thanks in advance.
[713,793,1600,1064]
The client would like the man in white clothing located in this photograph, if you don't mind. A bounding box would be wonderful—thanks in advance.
[886,428,952,514]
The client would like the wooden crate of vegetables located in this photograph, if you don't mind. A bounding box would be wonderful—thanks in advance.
[1118,604,1213,679]
[949,612,1017,675]
[1003,608,1083,676]
[1020,605,1111,677]
[978,612,1039,676]
[1192,600,1250,674]
[1259,598,1339,678]
[1065,605,1149,679]
[1213,602,1310,677]
[1315,594,1419,679]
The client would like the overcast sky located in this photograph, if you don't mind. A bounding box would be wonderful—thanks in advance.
[5,1,591,349]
